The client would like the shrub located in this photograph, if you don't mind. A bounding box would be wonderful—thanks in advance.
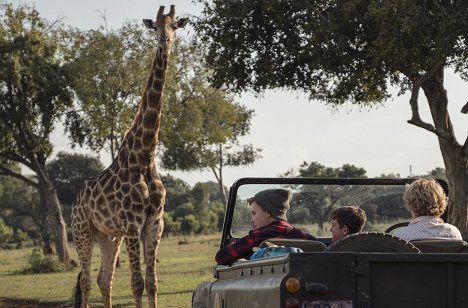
[21,249,65,274]
[0,218,13,248]
[163,212,181,236]
[180,214,200,234]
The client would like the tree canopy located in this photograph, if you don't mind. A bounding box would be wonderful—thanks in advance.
[195,0,468,102]
[62,21,152,158]
[161,38,261,203]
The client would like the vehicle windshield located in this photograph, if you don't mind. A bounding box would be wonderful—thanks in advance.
[230,180,413,239]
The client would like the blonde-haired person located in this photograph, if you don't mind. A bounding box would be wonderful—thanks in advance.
[393,178,462,241]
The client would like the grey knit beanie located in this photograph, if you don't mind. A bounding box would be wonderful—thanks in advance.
[249,188,292,220]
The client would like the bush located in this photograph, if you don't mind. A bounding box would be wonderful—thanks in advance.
[180,214,200,234]
[163,212,181,236]
[21,249,65,274]
[0,218,13,248]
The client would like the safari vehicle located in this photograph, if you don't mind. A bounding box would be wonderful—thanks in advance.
[192,177,468,308]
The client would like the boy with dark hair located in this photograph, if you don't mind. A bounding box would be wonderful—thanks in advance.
[329,206,367,242]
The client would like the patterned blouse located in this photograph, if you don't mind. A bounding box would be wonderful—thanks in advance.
[215,220,315,265]
[393,216,462,241]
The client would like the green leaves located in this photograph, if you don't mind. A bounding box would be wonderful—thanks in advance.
[0,2,71,168]
[195,0,468,103]
[160,38,261,173]
[62,21,153,156]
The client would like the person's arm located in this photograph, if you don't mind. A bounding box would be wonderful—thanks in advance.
[215,233,257,265]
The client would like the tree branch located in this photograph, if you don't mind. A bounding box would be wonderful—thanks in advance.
[461,101,468,114]
[0,165,39,188]
[407,62,452,140]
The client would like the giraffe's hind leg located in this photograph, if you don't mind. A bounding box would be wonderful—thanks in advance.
[73,225,94,308]
[142,211,164,308]
[125,225,144,308]
[97,235,123,308]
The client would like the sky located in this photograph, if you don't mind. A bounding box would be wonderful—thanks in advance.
[22,0,468,187]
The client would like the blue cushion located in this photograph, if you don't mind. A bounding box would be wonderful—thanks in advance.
[249,247,303,260]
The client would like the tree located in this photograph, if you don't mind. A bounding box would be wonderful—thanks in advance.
[0,2,72,263]
[160,174,192,212]
[62,21,152,159]
[285,161,368,232]
[47,152,104,225]
[0,172,52,252]
[160,39,261,204]
[195,1,468,236]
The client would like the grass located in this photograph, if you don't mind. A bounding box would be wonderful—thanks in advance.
[0,234,219,307]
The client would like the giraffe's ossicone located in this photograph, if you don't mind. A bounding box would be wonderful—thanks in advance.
[71,5,189,308]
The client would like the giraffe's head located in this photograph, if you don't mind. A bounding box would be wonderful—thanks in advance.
[143,5,189,56]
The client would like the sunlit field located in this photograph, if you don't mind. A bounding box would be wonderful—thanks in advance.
[0,234,219,307]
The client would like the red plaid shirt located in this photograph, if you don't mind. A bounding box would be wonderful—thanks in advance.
[215,220,316,265]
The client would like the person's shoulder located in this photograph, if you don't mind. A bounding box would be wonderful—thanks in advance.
[445,222,463,238]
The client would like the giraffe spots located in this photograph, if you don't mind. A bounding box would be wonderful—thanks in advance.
[112,217,120,227]
[130,187,144,204]
[144,104,158,118]
[122,196,132,210]
[155,57,164,70]
[126,211,136,222]
[133,203,144,213]
[135,126,143,138]
[147,91,162,108]
[135,215,143,225]
[127,134,135,149]
[92,187,101,199]
[93,211,104,222]
[118,168,129,181]
[99,170,112,183]
[121,183,131,194]
[116,191,124,200]
[102,180,115,196]
[129,152,138,165]
[118,150,128,166]
[84,187,92,202]
[152,78,163,90]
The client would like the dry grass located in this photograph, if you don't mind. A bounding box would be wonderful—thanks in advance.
[0,234,219,307]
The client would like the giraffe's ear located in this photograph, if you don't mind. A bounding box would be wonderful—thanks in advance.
[174,17,189,29]
[143,19,155,29]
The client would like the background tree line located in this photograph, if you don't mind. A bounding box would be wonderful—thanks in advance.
[0,151,446,251]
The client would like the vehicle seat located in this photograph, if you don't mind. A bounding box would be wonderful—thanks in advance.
[410,239,468,253]
[259,238,327,252]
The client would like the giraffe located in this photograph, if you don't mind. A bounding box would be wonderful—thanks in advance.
[71,5,188,308]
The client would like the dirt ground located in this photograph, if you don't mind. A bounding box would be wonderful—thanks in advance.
[0,298,70,308]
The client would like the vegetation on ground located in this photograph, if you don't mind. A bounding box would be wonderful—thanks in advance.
[0,234,219,307]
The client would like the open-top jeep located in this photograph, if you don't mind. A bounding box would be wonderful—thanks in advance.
[192,177,468,308]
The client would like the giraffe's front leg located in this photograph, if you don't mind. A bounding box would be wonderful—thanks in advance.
[125,225,144,308]
[143,211,164,308]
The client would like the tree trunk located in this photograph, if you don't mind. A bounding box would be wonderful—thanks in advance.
[38,176,71,265]
[421,70,468,237]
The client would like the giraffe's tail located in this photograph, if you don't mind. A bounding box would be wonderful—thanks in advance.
[71,271,82,308]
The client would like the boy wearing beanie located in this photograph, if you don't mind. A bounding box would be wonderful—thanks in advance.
[216,188,316,265]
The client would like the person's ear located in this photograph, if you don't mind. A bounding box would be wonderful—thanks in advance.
[343,226,349,235]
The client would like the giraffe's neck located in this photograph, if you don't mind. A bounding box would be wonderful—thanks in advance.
[117,49,170,167]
